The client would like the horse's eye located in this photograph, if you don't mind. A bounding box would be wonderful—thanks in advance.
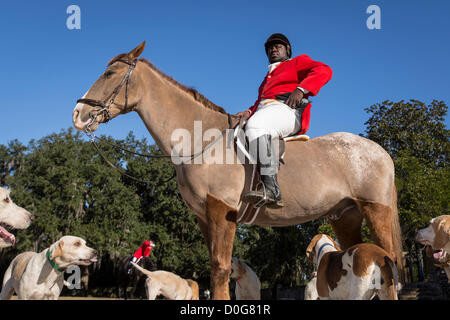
[104,71,115,78]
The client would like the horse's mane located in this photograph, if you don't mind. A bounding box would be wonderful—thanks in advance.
[135,58,228,115]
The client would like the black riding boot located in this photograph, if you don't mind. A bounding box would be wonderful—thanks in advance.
[243,134,284,209]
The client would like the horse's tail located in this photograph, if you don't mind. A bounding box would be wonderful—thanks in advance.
[391,185,405,285]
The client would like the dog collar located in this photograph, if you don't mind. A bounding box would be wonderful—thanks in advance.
[46,249,62,272]
[317,243,335,263]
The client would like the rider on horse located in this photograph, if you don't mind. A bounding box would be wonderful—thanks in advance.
[127,239,156,274]
[235,33,333,209]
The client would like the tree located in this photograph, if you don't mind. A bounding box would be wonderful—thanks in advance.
[364,99,448,168]
[363,99,449,281]
[0,129,210,293]
[233,220,323,289]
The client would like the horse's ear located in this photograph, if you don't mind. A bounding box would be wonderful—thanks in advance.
[128,41,146,60]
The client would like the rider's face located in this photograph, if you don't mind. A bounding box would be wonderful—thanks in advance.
[267,43,289,63]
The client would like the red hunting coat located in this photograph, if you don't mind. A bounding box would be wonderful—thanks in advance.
[248,55,333,134]
[132,240,154,259]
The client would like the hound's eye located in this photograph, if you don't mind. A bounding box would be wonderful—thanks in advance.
[4,197,10,203]
[74,241,81,247]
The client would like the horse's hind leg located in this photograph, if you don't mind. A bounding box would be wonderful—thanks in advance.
[202,193,237,300]
[356,200,395,261]
[329,205,364,250]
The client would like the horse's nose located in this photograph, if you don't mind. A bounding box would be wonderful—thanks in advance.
[72,109,82,129]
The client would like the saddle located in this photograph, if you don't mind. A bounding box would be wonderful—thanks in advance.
[232,117,309,165]
[232,118,309,224]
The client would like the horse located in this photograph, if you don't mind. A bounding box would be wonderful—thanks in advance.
[116,256,157,299]
[73,42,404,299]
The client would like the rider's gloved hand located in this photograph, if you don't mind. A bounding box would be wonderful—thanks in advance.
[235,110,251,120]
[285,88,304,109]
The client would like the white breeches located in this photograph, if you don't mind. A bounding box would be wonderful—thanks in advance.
[245,99,301,142]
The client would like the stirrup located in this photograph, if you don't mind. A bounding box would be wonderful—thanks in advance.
[254,182,268,208]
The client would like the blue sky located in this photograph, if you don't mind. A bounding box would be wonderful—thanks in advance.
[0,0,449,146]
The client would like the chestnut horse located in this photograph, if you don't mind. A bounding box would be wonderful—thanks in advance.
[73,42,404,299]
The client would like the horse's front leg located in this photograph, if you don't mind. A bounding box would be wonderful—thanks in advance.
[201,194,237,300]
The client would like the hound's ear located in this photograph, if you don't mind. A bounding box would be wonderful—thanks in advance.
[306,248,314,264]
[306,236,320,264]
[306,242,315,264]
[441,218,450,241]
[128,41,146,60]
[50,240,64,259]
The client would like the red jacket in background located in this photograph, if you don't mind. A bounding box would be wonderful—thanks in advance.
[133,240,154,259]
[248,54,333,134]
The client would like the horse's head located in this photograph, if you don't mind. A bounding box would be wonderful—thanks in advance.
[73,42,146,132]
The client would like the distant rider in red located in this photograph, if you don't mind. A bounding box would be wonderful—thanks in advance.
[128,240,155,274]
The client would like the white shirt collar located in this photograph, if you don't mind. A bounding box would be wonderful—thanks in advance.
[268,58,291,73]
[268,61,282,73]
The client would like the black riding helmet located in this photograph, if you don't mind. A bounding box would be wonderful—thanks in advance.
[264,33,292,58]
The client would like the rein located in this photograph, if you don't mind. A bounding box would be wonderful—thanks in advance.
[87,133,176,185]
[84,116,236,185]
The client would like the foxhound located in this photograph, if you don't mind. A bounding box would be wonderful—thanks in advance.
[230,257,261,300]
[306,234,399,300]
[131,262,199,300]
[0,236,97,300]
[415,215,450,282]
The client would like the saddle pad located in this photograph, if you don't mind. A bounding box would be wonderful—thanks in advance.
[284,134,310,142]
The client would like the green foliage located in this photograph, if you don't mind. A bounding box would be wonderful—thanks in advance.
[233,219,323,287]
[364,99,448,168]
[364,99,449,249]
[0,129,209,288]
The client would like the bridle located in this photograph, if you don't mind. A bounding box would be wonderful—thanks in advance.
[76,59,137,132]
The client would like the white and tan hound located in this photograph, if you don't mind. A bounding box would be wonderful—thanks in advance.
[0,236,97,300]
[131,262,199,300]
[415,215,450,282]
[230,257,261,300]
[306,234,399,300]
